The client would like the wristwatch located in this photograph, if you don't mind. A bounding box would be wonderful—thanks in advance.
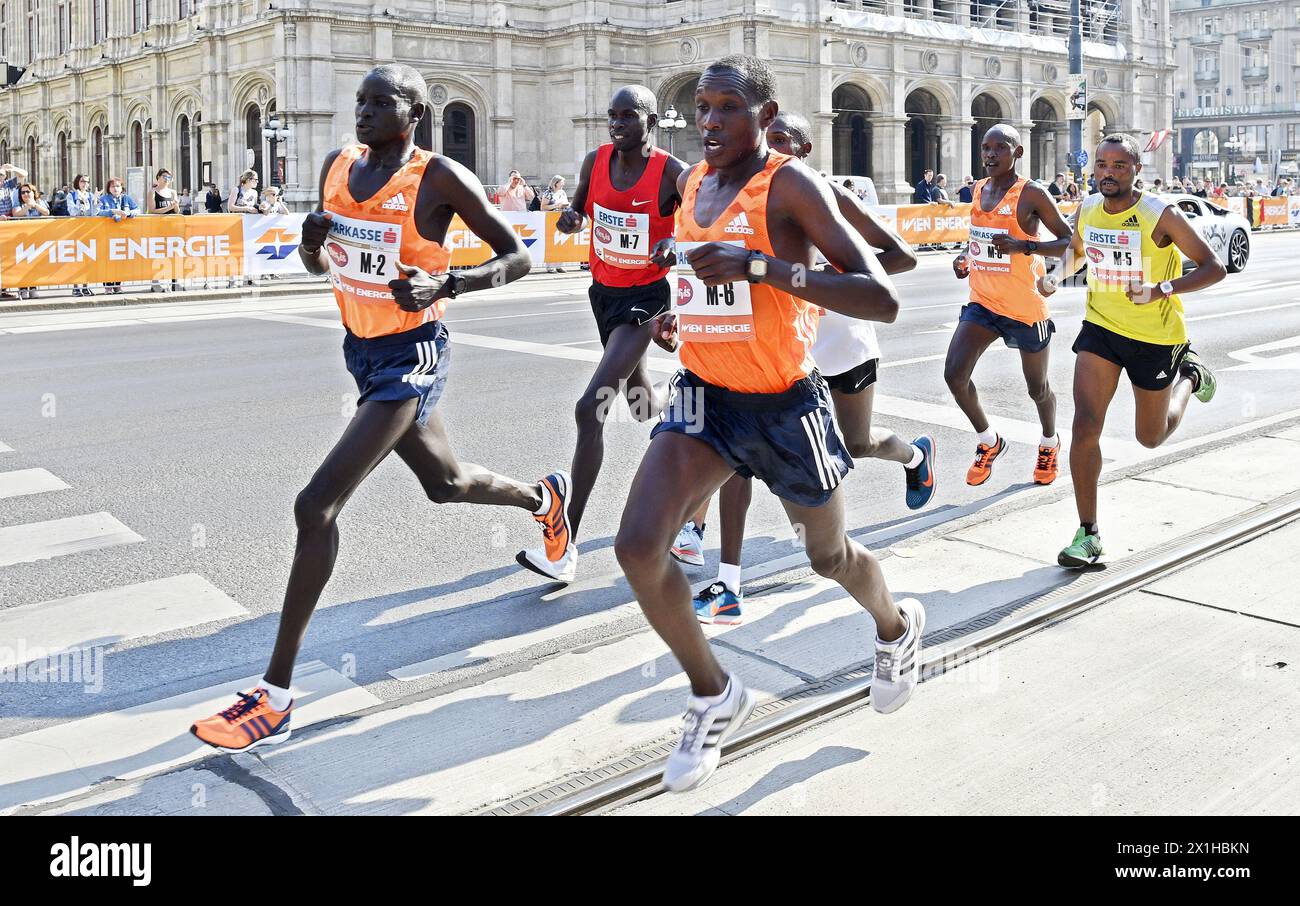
[745,250,769,284]
[446,273,468,298]
[1023,240,1038,255]
[1158,280,1175,299]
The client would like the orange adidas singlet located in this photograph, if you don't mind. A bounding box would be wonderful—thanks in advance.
[966,176,1049,325]
[676,151,818,394]
[322,145,452,338]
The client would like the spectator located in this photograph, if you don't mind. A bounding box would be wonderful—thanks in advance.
[497,169,535,211]
[932,173,952,203]
[204,182,225,213]
[1087,174,1098,194]
[913,168,935,204]
[957,175,975,204]
[11,184,51,299]
[67,174,97,297]
[1048,172,1067,198]
[1152,177,1164,194]
[1272,179,1288,198]
[148,169,181,293]
[50,184,70,216]
[259,186,289,215]
[97,177,139,295]
[1193,178,1209,199]
[179,187,193,215]
[1066,182,1080,200]
[540,175,569,274]
[0,164,26,300]
[227,170,260,286]
[1213,181,1228,199]
[1135,178,1145,191]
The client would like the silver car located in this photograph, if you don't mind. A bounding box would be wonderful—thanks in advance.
[1164,193,1251,273]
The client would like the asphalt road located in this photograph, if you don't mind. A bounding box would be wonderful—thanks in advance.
[2,231,1298,737]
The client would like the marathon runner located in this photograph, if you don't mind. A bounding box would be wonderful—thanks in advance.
[190,65,571,752]
[518,85,684,583]
[947,124,1074,487]
[615,55,925,793]
[1039,134,1223,568]
[674,111,935,627]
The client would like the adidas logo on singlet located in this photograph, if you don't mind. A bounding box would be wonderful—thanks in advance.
[1122,215,1139,227]
[997,204,1013,216]
[380,194,409,212]
[724,211,755,235]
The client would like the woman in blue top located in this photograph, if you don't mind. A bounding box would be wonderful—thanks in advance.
[67,174,98,297]
[97,177,139,294]
[11,184,50,299]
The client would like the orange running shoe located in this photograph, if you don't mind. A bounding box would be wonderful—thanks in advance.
[965,435,1007,486]
[190,688,292,753]
[1033,440,1061,485]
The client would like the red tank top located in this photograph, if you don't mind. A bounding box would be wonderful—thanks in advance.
[584,143,675,287]
[322,145,451,338]
[676,151,818,394]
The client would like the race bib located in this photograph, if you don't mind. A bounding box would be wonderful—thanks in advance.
[675,241,754,343]
[967,225,1011,272]
[1083,225,1144,286]
[592,203,651,269]
[323,211,402,301]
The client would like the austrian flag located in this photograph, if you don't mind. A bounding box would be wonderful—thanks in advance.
[1144,129,1172,153]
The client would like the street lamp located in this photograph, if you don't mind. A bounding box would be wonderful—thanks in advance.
[658,104,688,156]
[1223,132,1244,185]
[261,114,292,188]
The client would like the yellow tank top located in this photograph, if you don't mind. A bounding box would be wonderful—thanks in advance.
[1078,192,1186,345]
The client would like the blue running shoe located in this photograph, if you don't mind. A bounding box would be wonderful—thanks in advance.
[693,582,743,625]
[904,435,937,510]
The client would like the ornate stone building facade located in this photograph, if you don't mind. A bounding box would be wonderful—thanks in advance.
[0,1,1173,206]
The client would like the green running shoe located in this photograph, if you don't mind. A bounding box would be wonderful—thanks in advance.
[1181,350,1217,404]
[1058,526,1104,569]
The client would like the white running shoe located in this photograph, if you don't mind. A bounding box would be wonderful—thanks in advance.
[871,597,926,715]
[662,673,758,793]
[516,543,577,584]
[670,521,705,567]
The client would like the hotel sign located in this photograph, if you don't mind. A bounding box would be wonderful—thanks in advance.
[1176,105,1260,118]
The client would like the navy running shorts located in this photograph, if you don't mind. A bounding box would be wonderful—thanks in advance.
[959,301,1054,353]
[651,369,852,508]
[342,320,450,427]
[589,278,671,346]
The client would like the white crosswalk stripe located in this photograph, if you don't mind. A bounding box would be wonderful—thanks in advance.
[0,575,247,670]
[0,513,143,568]
[0,468,69,500]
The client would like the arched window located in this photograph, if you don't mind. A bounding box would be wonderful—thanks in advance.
[415,115,433,152]
[58,131,70,187]
[132,121,144,167]
[25,135,38,188]
[1,139,8,170]
[246,104,263,184]
[1194,130,1219,156]
[970,93,1007,177]
[442,103,475,174]
[194,112,203,184]
[832,84,874,178]
[92,126,104,187]
[146,117,154,170]
[178,114,192,190]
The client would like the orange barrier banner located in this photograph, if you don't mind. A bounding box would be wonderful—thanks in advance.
[542,210,592,264]
[892,203,971,244]
[444,211,545,267]
[1259,196,1290,226]
[1291,197,1300,227]
[1,214,245,287]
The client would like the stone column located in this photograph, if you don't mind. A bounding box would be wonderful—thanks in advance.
[878,114,911,204]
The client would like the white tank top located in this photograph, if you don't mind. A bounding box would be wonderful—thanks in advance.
[809,243,882,376]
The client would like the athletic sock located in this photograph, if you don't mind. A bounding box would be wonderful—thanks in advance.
[692,677,732,707]
[260,679,292,712]
[1081,521,1100,538]
[695,521,706,539]
[533,482,552,516]
[904,445,925,469]
[977,428,998,447]
[1040,434,1060,449]
[718,563,742,596]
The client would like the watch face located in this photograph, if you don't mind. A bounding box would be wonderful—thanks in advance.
[749,256,768,276]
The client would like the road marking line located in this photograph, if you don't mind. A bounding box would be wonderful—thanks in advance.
[0,660,380,814]
[0,513,143,568]
[0,468,69,500]
[1188,301,1300,323]
[0,574,248,670]
[0,441,12,453]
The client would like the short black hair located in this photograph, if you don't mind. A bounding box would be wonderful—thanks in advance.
[774,111,812,150]
[611,84,657,117]
[364,64,428,108]
[703,54,777,106]
[1098,133,1141,163]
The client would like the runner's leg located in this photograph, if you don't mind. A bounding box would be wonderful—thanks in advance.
[615,431,737,697]
[392,409,542,508]
[832,384,914,464]
[718,473,752,569]
[1019,346,1057,439]
[1069,352,1122,527]
[1133,374,1195,449]
[943,320,1000,434]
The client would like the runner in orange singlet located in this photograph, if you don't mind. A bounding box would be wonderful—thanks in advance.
[190,65,570,753]
[614,56,926,794]
[946,124,1073,486]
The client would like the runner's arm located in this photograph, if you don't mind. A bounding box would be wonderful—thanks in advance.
[298,150,341,276]
[830,181,916,275]
[1037,206,1084,274]
[1148,205,1226,297]
[428,156,531,294]
[557,150,597,233]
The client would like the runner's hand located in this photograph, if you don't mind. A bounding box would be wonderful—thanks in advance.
[1125,282,1159,305]
[952,253,970,280]
[389,261,447,312]
[990,234,1024,256]
[300,211,333,255]
[650,238,677,269]
[1037,273,1059,297]
[556,207,584,234]
[684,241,748,286]
[651,312,679,353]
